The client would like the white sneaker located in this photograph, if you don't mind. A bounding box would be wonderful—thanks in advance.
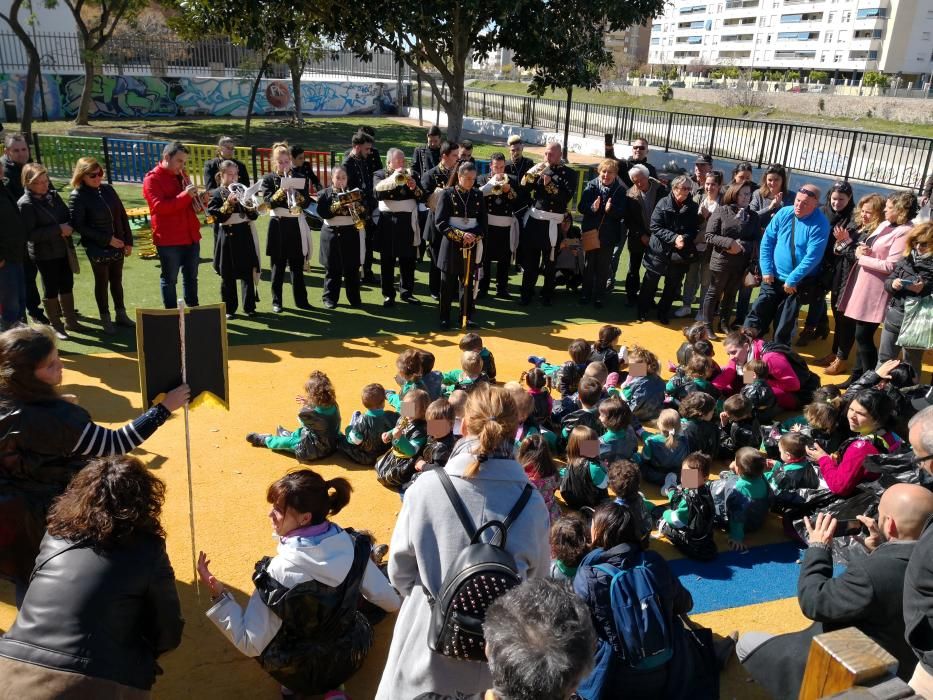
[661,472,679,498]
[674,306,693,318]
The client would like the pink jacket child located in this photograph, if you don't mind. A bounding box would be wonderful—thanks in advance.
[817,431,902,497]
[838,221,912,324]
[712,339,800,410]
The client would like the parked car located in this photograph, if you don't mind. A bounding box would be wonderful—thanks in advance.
[786,85,808,93]
[670,80,686,88]
[646,79,663,87]
[809,84,827,93]
[693,80,713,89]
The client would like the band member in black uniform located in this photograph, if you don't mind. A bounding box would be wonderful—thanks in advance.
[505,135,535,181]
[435,162,487,330]
[519,142,577,306]
[261,142,312,312]
[203,136,250,189]
[477,153,520,299]
[420,141,459,300]
[289,145,322,193]
[458,140,476,165]
[412,125,442,182]
[577,159,629,309]
[343,131,378,285]
[359,126,384,174]
[208,160,260,319]
[374,148,424,307]
[316,165,364,309]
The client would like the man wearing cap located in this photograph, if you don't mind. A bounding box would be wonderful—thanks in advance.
[744,184,830,345]
[902,406,933,697]
[692,154,713,187]
[605,137,657,189]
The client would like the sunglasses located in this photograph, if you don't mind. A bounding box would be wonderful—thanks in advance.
[87,171,104,179]
[632,145,647,151]
[798,188,819,199]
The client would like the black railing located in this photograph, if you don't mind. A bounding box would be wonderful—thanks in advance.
[458,88,933,191]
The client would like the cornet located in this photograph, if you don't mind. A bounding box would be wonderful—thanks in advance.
[394,168,412,186]
[335,188,367,231]
[181,169,211,223]
[490,173,508,195]
[521,161,551,186]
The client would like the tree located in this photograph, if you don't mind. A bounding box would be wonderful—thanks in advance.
[809,70,828,84]
[658,82,673,102]
[0,0,45,135]
[62,0,148,125]
[863,70,889,89]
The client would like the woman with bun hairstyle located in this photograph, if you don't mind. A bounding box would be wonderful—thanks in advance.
[376,385,550,699]
[198,469,400,697]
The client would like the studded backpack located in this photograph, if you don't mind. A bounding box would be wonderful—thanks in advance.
[427,468,533,661]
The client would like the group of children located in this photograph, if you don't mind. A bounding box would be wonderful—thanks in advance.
[244,321,914,568]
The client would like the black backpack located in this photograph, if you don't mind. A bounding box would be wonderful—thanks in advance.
[428,468,533,661]
[760,341,821,405]
[667,486,717,562]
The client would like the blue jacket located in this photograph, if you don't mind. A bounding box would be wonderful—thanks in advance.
[758,206,829,288]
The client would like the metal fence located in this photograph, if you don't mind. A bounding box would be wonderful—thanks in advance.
[0,32,409,81]
[457,88,933,191]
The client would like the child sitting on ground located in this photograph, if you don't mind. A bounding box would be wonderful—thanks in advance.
[374,389,429,492]
[337,383,400,466]
[766,432,821,513]
[507,382,557,451]
[386,348,427,411]
[413,397,457,474]
[598,396,638,463]
[639,408,691,485]
[553,362,610,423]
[560,376,605,446]
[679,391,720,458]
[618,345,666,422]
[529,338,591,397]
[559,425,608,509]
[711,446,771,552]
[763,400,841,460]
[442,350,490,395]
[247,370,341,462]
[590,324,623,374]
[549,514,589,582]
[718,394,761,459]
[522,367,554,432]
[517,433,561,522]
[674,321,711,368]
[739,359,778,423]
[448,389,467,438]
[419,350,444,400]
[460,332,496,383]
[666,354,721,410]
[659,451,717,561]
[607,458,654,544]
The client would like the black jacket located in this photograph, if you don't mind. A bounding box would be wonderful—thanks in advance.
[705,204,761,274]
[884,251,933,315]
[203,156,250,189]
[645,193,700,274]
[1,155,25,201]
[577,177,627,248]
[744,540,917,698]
[0,179,27,265]
[17,190,71,261]
[68,184,133,260]
[0,532,184,690]
[905,517,933,675]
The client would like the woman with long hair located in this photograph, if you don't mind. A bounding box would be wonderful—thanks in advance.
[68,156,134,335]
[0,326,188,603]
[375,385,550,699]
[17,163,82,339]
[0,455,184,698]
[679,169,723,319]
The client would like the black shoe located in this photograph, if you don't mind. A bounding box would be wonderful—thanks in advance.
[496,290,511,299]
[430,293,440,301]
[246,310,257,318]
[637,315,648,323]
[272,304,283,313]
[246,432,270,447]
[542,298,553,307]
[275,425,291,437]
[465,319,480,328]
[295,301,312,310]
[29,310,49,325]
[400,294,421,305]
[594,299,603,309]
[476,290,489,300]
[519,297,531,306]
[579,296,590,305]
[226,313,235,320]
[361,273,379,285]
[439,319,450,330]
[323,300,337,309]
[657,312,670,325]
[349,300,363,308]
[383,297,395,307]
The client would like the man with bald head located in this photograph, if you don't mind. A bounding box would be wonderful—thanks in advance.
[740,483,933,697]
[901,406,933,696]
[744,182,829,344]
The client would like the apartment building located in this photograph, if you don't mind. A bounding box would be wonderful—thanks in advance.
[604,25,652,69]
[647,0,933,81]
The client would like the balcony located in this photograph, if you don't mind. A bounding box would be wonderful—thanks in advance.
[852,17,887,32]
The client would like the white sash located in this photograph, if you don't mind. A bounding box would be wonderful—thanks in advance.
[487,213,520,254]
[323,215,355,227]
[378,198,421,247]
[271,207,312,261]
[450,216,483,266]
[222,213,248,226]
[525,207,565,261]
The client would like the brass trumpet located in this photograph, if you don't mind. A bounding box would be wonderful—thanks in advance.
[335,188,367,230]
[490,174,508,195]
[521,161,550,186]
[394,168,412,186]
[181,169,212,224]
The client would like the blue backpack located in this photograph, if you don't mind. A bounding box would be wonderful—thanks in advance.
[594,556,673,670]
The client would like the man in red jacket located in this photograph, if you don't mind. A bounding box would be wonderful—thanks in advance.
[143,142,203,309]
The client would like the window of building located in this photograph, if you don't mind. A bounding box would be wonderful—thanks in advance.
[833,53,841,62]
[825,31,833,42]
[828,12,835,23]
[777,31,819,40]
[679,5,707,14]
[774,49,817,59]
[856,8,886,19]
[842,11,850,21]
[651,37,660,45]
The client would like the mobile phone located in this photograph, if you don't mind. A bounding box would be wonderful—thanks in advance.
[832,519,863,537]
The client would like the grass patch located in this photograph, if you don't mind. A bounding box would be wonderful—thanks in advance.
[469,80,933,139]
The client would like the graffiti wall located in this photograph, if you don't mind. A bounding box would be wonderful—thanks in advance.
[0,73,399,121]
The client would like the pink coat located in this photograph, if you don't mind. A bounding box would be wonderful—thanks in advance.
[838,221,912,324]
[711,339,801,409]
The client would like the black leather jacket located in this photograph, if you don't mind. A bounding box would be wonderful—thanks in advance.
[0,532,184,690]
[68,183,132,260]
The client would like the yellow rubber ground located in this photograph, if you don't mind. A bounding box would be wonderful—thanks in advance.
[1,321,926,699]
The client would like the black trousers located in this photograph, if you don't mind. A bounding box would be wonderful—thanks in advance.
[35,257,74,298]
[625,235,647,301]
[363,220,377,277]
[852,320,880,377]
[270,255,308,307]
[439,258,477,325]
[221,274,256,314]
[638,264,686,318]
[322,226,362,306]
[429,238,443,298]
[480,227,512,296]
[23,256,41,316]
[833,313,856,360]
[700,268,742,325]
[582,247,611,302]
[90,257,125,315]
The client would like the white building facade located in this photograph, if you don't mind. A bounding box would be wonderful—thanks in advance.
[648,0,933,81]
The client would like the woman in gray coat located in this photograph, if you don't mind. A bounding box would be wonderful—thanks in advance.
[375,386,551,699]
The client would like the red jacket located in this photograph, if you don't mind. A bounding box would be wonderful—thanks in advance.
[142,164,202,247]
